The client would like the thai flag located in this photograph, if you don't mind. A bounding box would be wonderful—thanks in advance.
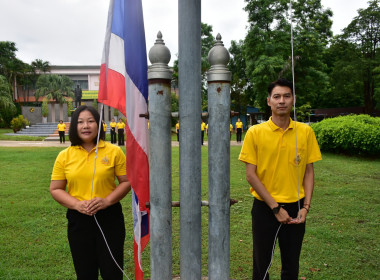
[98,0,150,279]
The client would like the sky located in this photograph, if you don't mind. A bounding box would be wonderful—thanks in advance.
[0,0,371,66]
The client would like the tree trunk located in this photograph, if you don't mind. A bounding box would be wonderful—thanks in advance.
[51,102,56,123]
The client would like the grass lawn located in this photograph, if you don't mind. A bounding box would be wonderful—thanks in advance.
[0,146,379,279]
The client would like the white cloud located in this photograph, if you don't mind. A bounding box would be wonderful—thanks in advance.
[0,0,370,66]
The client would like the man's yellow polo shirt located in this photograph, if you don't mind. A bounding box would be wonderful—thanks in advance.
[103,123,107,132]
[57,123,66,131]
[117,122,125,130]
[201,122,206,131]
[51,140,126,201]
[239,118,322,203]
[110,121,117,128]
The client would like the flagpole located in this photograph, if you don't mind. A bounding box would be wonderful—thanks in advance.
[178,0,202,279]
[147,32,173,280]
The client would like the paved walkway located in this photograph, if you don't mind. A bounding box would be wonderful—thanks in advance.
[0,140,243,147]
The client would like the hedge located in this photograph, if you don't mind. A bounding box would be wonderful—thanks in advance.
[311,114,380,156]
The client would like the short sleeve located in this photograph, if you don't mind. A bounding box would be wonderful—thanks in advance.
[51,151,67,180]
[306,127,322,164]
[238,128,257,165]
[114,147,127,176]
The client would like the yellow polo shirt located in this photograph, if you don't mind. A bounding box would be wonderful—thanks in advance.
[51,140,126,201]
[236,121,243,129]
[239,117,322,203]
[230,124,233,131]
[117,122,125,130]
[57,123,66,132]
[110,121,117,128]
[103,123,107,132]
[201,122,206,131]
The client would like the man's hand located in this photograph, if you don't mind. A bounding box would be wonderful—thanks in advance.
[275,207,293,224]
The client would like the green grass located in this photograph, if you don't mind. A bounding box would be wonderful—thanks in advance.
[0,128,46,141]
[0,146,379,279]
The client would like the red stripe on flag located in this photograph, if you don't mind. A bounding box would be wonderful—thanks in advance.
[98,64,126,116]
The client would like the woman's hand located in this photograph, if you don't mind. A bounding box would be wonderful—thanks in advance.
[85,198,110,215]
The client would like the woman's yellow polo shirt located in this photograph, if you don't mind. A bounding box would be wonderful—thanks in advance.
[57,123,66,132]
[51,140,126,201]
[239,118,322,203]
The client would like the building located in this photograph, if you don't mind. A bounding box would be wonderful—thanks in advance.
[16,65,121,124]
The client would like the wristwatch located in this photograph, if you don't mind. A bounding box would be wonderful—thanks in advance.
[272,205,281,214]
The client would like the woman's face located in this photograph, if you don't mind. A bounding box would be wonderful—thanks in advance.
[77,110,98,144]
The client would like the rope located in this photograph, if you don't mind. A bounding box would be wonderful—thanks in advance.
[90,103,131,280]
[289,0,302,221]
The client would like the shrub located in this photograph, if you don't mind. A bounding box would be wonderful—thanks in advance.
[67,100,73,117]
[42,99,49,117]
[10,115,30,133]
[311,114,380,156]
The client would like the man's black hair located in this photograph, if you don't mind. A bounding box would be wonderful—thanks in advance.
[268,78,293,96]
[69,105,105,146]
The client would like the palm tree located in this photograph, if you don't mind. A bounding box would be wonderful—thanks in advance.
[31,59,50,73]
[35,74,74,122]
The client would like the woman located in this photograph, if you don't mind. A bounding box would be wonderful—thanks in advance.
[57,120,66,144]
[50,105,130,279]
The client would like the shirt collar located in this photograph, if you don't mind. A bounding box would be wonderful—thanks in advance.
[73,139,106,151]
[267,117,294,131]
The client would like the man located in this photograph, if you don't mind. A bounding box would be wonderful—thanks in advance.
[116,118,125,146]
[239,78,322,280]
[235,118,243,143]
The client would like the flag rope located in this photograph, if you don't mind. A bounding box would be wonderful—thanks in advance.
[90,103,131,280]
[262,1,302,278]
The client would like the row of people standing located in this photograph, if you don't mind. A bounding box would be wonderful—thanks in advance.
[175,119,244,144]
[107,118,126,146]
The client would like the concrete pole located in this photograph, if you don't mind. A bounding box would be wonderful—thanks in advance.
[207,34,231,280]
[148,32,173,280]
[178,0,202,279]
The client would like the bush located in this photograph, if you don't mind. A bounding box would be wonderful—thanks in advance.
[311,114,380,156]
[42,99,49,117]
[10,115,30,133]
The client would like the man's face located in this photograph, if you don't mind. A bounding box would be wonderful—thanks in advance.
[267,86,294,116]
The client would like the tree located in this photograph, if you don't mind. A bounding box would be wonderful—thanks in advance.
[323,36,364,108]
[0,41,29,96]
[31,59,51,73]
[228,40,254,115]
[35,74,74,122]
[0,75,16,126]
[172,22,216,111]
[342,0,380,114]
[243,0,333,117]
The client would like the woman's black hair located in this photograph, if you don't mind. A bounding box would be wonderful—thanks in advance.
[69,105,105,146]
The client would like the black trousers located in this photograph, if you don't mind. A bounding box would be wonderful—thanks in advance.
[118,129,124,146]
[251,198,305,280]
[201,130,205,145]
[236,128,242,142]
[111,128,116,144]
[59,131,65,143]
[66,203,125,280]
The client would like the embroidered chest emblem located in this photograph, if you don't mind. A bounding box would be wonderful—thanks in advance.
[295,153,301,165]
[101,155,110,165]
